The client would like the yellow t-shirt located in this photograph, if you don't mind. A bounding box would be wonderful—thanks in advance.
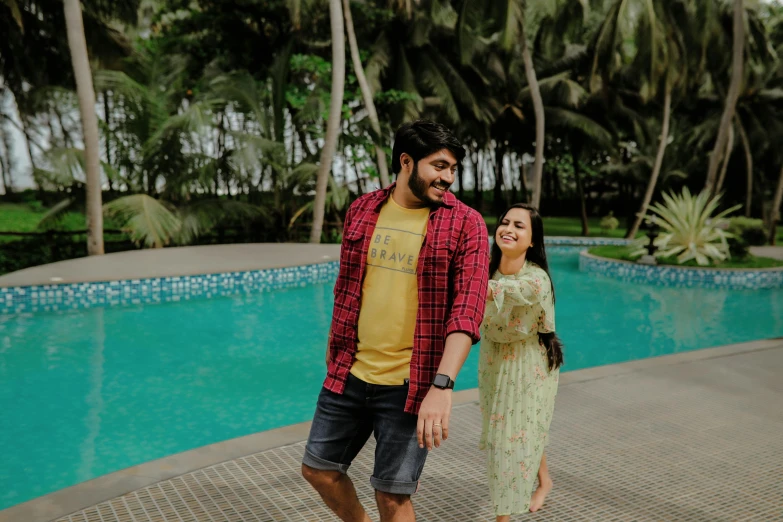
[350,195,430,385]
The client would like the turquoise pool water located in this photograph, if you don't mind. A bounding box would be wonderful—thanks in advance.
[1,251,781,510]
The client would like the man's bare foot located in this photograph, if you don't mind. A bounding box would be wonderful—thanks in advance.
[529,478,553,512]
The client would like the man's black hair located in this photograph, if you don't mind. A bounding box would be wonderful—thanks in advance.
[391,120,465,173]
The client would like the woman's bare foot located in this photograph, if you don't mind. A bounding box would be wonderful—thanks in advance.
[495,516,510,522]
[529,478,553,512]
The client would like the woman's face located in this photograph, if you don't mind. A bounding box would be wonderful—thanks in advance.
[495,207,533,257]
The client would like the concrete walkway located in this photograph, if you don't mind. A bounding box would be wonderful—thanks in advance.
[0,244,341,287]
[752,246,783,261]
[4,339,781,522]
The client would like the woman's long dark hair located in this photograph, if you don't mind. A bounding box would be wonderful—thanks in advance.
[490,203,564,371]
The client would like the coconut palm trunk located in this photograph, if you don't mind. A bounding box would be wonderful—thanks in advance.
[769,162,783,245]
[735,115,753,217]
[342,0,390,188]
[705,0,744,194]
[64,0,104,255]
[715,124,735,193]
[522,27,545,210]
[310,0,346,243]
[627,85,672,239]
[571,143,589,236]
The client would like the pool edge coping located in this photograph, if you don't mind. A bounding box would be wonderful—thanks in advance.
[581,250,783,272]
[579,250,783,289]
[2,336,781,522]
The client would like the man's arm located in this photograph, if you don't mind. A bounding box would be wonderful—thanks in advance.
[417,213,490,450]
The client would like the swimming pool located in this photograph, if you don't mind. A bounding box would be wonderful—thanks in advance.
[1,250,781,510]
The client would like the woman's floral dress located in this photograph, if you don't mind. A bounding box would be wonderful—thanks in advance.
[478,261,559,516]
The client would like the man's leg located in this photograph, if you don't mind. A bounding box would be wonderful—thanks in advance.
[375,491,415,522]
[302,375,374,521]
[302,466,371,522]
[369,382,429,522]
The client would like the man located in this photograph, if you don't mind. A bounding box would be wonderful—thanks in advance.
[302,120,490,521]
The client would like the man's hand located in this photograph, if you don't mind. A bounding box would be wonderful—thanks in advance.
[416,387,452,450]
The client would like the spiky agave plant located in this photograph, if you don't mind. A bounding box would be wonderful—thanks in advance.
[633,187,740,266]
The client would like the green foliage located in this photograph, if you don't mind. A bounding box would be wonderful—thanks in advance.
[589,245,783,268]
[600,211,620,233]
[632,188,740,266]
[726,216,768,258]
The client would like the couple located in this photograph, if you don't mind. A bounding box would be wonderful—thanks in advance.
[301,120,564,521]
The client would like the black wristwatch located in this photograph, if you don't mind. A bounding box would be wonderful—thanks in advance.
[432,373,455,390]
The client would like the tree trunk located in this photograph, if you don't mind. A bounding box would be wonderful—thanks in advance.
[474,151,483,212]
[342,0,390,188]
[522,28,545,210]
[627,86,672,239]
[0,125,13,194]
[715,123,734,193]
[769,163,783,245]
[735,114,753,217]
[493,143,505,214]
[103,91,115,193]
[705,0,744,193]
[310,0,345,244]
[64,0,104,255]
[571,146,589,237]
[457,162,464,201]
[518,162,529,203]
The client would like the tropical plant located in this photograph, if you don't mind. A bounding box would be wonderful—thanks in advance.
[632,187,740,266]
[103,194,268,248]
[726,216,767,258]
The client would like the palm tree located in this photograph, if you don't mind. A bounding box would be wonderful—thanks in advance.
[521,31,545,209]
[63,0,104,255]
[310,0,346,243]
[770,163,783,244]
[705,0,745,194]
[342,0,390,188]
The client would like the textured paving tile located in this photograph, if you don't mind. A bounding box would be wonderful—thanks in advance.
[56,347,783,521]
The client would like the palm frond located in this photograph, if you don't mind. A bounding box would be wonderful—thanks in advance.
[3,0,23,31]
[103,194,182,248]
[545,107,613,149]
[37,198,75,230]
[178,200,269,244]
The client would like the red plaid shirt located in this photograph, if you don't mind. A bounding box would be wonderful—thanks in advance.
[325,183,490,414]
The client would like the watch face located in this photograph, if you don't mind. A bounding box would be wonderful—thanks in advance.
[434,374,450,388]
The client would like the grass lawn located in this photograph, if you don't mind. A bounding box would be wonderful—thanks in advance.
[2,202,782,244]
[588,245,783,269]
[0,203,125,243]
[483,216,633,238]
[0,203,87,232]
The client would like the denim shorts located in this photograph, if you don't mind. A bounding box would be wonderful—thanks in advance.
[302,373,428,495]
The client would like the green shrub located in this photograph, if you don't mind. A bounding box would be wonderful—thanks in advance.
[632,188,738,266]
[727,217,767,259]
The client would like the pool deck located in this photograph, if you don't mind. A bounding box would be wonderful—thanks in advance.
[2,243,782,289]
[0,244,342,288]
[3,338,782,522]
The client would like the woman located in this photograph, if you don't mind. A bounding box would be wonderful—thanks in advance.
[479,203,564,520]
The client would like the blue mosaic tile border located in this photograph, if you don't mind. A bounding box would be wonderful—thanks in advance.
[545,236,631,247]
[579,251,783,290]
[1,262,340,315]
[0,237,627,316]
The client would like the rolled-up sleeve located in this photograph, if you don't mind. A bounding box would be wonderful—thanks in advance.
[444,213,490,343]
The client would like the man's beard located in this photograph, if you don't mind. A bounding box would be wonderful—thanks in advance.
[408,163,449,207]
